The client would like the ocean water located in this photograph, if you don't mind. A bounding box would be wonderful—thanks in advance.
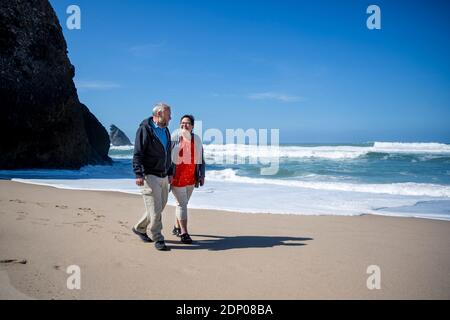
[1,142,450,220]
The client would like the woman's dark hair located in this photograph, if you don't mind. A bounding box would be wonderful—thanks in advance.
[180,114,195,126]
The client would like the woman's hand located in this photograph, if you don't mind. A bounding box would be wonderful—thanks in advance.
[181,128,191,141]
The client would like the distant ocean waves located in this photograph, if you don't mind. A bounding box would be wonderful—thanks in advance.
[109,141,450,161]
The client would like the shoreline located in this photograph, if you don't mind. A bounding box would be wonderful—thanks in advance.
[1,180,449,299]
[6,178,450,221]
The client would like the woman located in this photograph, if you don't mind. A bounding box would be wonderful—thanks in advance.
[170,114,205,244]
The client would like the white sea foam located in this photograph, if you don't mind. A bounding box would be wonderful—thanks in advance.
[206,169,450,197]
[203,142,450,161]
[109,145,134,151]
[108,154,135,159]
[372,142,450,153]
[204,144,367,160]
[12,178,140,194]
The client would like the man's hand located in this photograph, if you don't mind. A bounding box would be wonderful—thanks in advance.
[136,177,144,186]
[168,176,173,184]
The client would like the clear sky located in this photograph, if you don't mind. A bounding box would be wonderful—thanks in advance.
[49,0,450,143]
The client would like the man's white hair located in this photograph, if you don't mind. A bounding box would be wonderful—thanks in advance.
[152,102,171,116]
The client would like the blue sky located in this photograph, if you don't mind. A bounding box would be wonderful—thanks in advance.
[50,0,450,143]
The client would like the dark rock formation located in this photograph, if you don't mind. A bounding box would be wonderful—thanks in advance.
[109,125,132,146]
[0,0,111,169]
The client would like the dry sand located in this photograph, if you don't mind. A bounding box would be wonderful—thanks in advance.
[0,180,449,299]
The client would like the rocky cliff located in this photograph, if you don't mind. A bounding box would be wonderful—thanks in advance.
[0,0,111,169]
[109,125,132,146]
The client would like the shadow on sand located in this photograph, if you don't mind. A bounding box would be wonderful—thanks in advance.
[166,234,313,251]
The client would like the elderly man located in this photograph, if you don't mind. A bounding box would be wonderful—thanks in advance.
[132,103,173,251]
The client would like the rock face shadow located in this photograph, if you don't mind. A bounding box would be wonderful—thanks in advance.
[166,234,313,251]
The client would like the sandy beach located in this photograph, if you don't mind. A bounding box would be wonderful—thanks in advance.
[0,180,449,300]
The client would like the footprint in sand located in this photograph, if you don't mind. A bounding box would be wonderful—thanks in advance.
[9,199,25,204]
[114,235,125,243]
[0,259,27,265]
[78,207,98,218]
[113,231,131,237]
[93,214,105,221]
[118,220,130,229]
[55,205,68,209]
[16,211,28,221]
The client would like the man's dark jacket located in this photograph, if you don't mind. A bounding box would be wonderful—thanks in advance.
[133,117,173,178]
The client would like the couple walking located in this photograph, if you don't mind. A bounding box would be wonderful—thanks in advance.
[131,103,205,251]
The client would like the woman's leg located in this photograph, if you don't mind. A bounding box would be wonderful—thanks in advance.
[180,185,195,235]
[179,219,188,235]
[172,185,195,235]
[172,186,189,234]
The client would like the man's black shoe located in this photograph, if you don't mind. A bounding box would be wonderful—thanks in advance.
[155,241,170,251]
[132,227,153,243]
